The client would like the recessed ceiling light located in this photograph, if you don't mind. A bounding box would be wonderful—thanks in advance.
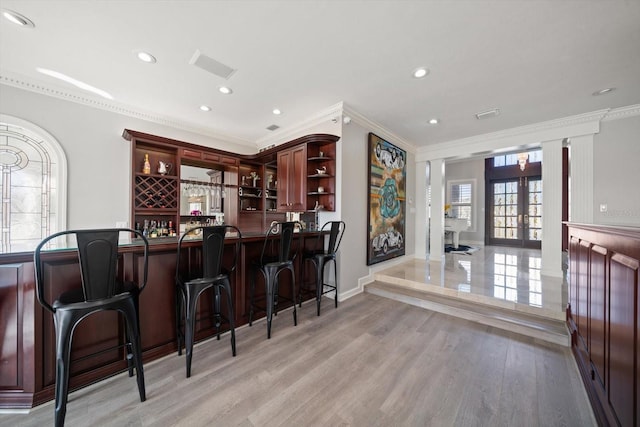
[218,86,233,95]
[413,67,429,79]
[36,67,113,100]
[136,51,156,64]
[592,87,615,96]
[428,118,439,125]
[273,109,282,115]
[475,109,500,120]
[2,9,35,27]
[200,105,211,112]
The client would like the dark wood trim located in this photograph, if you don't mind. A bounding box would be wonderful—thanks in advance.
[562,147,569,251]
[566,222,640,426]
[123,129,340,165]
[484,158,542,248]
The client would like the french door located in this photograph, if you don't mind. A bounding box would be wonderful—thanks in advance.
[487,176,542,248]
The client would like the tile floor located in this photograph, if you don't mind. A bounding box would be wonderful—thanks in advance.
[374,245,567,320]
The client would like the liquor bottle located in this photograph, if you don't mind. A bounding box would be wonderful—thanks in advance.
[168,220,175,237]
[149,220,158,238]
[143,153,151,174]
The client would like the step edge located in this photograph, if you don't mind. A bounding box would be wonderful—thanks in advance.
[365,283,570,347]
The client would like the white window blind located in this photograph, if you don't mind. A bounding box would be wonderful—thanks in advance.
[447,179,475,230]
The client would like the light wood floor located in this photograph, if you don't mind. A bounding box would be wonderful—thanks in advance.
[2,293,595,427]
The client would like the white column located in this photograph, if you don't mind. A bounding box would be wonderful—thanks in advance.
[414,161,428,259]
[429,159,445,262]
[569,134,594,223]
[541,139,563,277]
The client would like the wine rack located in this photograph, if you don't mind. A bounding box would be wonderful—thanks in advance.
[134,174,178,209]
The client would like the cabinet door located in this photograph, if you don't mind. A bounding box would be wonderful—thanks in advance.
[289,145,307,211]
[277,150,292,211]
[277,146,306,211]
[608,253,639,427]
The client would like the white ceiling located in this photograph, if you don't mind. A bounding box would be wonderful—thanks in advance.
[1,1,639,149]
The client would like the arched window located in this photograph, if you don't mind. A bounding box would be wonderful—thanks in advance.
[0,115,67,253]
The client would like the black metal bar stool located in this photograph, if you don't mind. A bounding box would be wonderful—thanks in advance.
[34,228,149,427]
[299,221,345,315]
[175,225,241,377]
[249,221,299,338]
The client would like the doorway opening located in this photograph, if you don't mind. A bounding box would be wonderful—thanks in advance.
[485,150,542,249]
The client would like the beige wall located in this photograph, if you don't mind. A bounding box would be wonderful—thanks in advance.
[0,85,257,229]
[593,115,640,226]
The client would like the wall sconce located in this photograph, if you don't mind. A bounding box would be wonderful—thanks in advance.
[518,152,528,171]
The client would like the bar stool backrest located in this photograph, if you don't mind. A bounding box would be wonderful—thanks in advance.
[176,225,242,281]
[261,221,299,264]
[34,228,148,312]
[323,221,346,256]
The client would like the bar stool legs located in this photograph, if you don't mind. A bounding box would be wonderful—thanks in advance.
[302,254,338,316]
[249,263,297,339]
[53,299,145,427]
[178,280,236,378]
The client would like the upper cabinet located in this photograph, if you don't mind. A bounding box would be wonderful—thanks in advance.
[124,130,339,232]
[238,162,263,213]
[124,130,180,237]
[264,162,278,212]
[306,139,336,212]
[275,134,339,213]
[277,145,307,212]
[179,148,238,167]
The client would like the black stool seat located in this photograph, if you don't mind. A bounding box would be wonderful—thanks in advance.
[299,221,345,316]
[34,228,149,427]
[175,225,241,377]
[249,221,300,339]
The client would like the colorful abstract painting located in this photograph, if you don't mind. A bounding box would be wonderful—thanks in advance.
[367,133,406,265]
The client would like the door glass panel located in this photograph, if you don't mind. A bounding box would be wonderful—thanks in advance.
[528,178,542,241]
[493,180,518,239]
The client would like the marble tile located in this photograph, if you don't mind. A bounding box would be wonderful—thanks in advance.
[375,246,567,320]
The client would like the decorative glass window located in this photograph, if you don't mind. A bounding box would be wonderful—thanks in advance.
[0,116,67,253]
[447,179,475,230]
[493,149,543,168]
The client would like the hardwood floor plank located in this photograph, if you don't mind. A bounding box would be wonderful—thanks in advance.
[0,293,594,427]
[495,335,541,426]
[453,326,510,425]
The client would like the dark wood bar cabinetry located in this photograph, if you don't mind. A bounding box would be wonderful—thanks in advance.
[0,130,340,409]
[277,145,307,212]
[125,130,339,235]
[567,223,640,426]
[0,232,324,409]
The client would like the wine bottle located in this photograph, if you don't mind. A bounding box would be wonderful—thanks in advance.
[143,153,151,174]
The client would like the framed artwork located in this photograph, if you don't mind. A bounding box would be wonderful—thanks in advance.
[367,133,406,265]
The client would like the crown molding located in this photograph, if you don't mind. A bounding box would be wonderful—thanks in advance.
[0,72,256,148]
[601,104,640,121]
[342,104,417,154]
[417,107,612,160]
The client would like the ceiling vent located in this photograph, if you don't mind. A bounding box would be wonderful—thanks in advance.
[189,49,236,80]
[266,124,280,131]
[475,109,500,120]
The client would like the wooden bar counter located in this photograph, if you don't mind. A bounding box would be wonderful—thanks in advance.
[567,222,640,426]
[0,230,324,409]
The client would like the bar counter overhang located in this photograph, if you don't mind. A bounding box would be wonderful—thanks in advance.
[0,230,326,409]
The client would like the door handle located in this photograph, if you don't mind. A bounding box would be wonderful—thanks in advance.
[524,214,529,224]
[518,214,522,224]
